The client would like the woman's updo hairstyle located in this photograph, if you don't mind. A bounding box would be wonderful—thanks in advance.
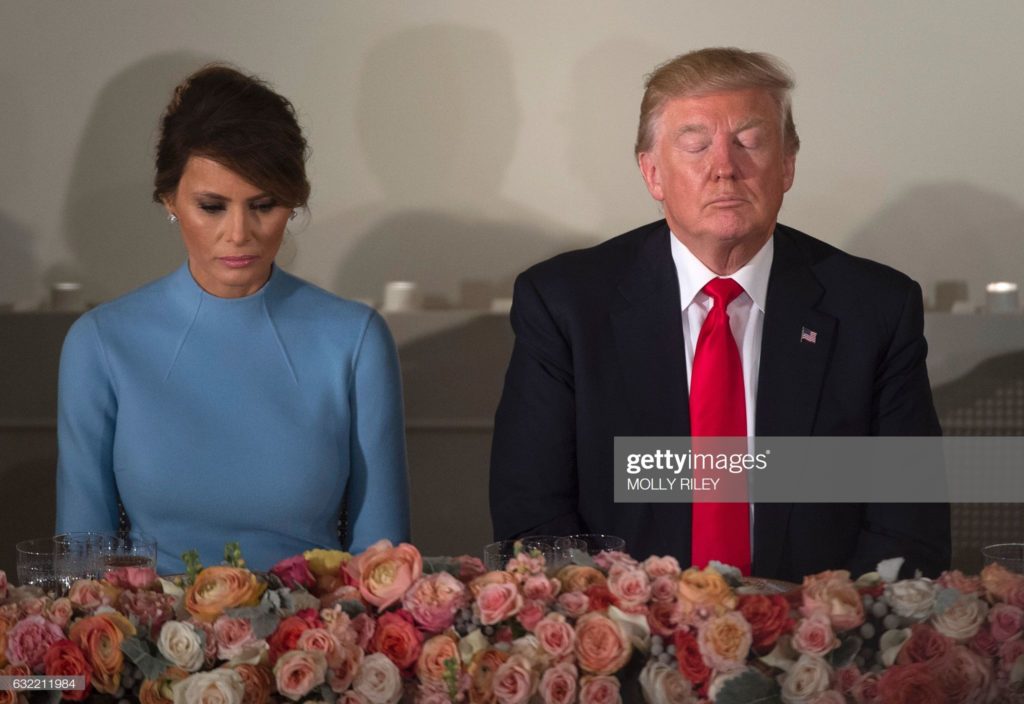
[153,64,310,208]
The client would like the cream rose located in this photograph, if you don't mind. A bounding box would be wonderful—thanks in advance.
[698,612,752,673]
[159,621,205,672]
[273,649,328,701]
[172,668,245,704]
[931,594,988,641]
[352,652,403,704]
[638,661,698,703]
[886,579,938,620]
[779,654,832,704]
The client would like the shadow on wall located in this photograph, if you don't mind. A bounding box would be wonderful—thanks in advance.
[328,24,589,308]
[566,38,666,233]
[59,52,218,304]
[0,213,34,307]
[845,183,1024,310]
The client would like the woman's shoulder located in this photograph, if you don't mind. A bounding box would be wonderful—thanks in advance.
[270,269,379,325]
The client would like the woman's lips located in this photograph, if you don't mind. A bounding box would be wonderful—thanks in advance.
[219,255,259,269]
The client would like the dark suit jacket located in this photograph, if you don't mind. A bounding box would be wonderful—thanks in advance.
[489,221,950,581]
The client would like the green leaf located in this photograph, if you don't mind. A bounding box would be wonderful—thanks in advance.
[316,683,339,703]
[121,635,175,681]
[223,542,246,568]
[714,669,782,704]
[828,635,863,669]
[338,599,367,618]
[181,549,203,585]
[423,556,462,577]
[43,691,62,704]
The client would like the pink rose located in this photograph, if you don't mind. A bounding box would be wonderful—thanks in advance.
[835,665,861,693]
[270,555,317,591]
[579,675,621,704]
[103,566,158,590]
[298,627,342,662]
[876,663,944,703]
[647,600,684,639]
[895,624,952,669]
[607,565,651,613]
[493,653,537,704]
[557,592,590,618]
[574,612,631,675]
[539,662,577,704]
[416,634,459,683]
[650,576,679,603]
[988,603,1024,642]
[67,580,109,611]
[351,613,376,650]
[849,672,881,704]
[998,638,1024,674]
[346,541,423,610]
[698,612,752,673]
[45,598,74,629]
[0,570,8,600]
[793,613,839,657]
[594,551,636,572]
[118,590,176,635]
[476,583,523,626]
[969,626,999,657]
[513,600,542,632]
[810,692,845,704]
[190,618,218,666]
[329,641,364,693]
[642,555,681,579]
[535,613,576,660]
[522,575,560,604]
[274,649,327,701]
[935,646,993,702]
[6,615,65,672]
[402,572,468,633]
[454,555,487,583]
[800,570,864,632]
[416,679,456,704]
[214,616,258,661]
[319,606,355,644]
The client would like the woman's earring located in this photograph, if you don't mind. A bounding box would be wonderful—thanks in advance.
[168,213,178,224]
[289,210,298,221]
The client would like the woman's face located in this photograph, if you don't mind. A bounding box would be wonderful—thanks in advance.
[165,156,291,298]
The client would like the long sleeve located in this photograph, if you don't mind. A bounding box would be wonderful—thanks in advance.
[345,311,410,551]
[55,315,121,533]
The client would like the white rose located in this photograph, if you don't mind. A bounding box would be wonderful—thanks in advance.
[608,605,651,653]
[931,594,988,641]
[510,634,543,660]
[159,621,205,672]
[885,579,937,620]
[352,652,403,704]
[638,661,698,704]
[779,654,831,704]
[172,668,245,704]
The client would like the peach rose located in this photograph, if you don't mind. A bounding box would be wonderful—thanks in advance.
[557,591,590,618]
[574,612,631,675]
[68,612,135,694]
[5,615,64,672]
[417,634,459,682]
[535,613,576,659]
[468,648,511,704]
[557,566,607,594]
[185,567,265,623]
[793,614,839,657]
[538,662,577,704]
[346,540,423,610]
[45,598,73,629]
[800,571,864,631]
[607,565,651,612]
[273,649,327,701]
[214,617,258,662]
[579,675,621,704]
[677,567,737,616]
[231,663,272,704]
[328,641,363,693]
[638,661,697,704]
[172,667,245,704]
[476,583,523,626]
[779,654,832,703]
[42,639,91,701]
[139,666,189,704]
[67,579,117,611]
[937,570,983,595]
[402,572,468,633]
[352,652,403,704]
[642,555,682,579]
[493,653,537,704]
[981,562,1022,602]
[698,611,752,673]
[931,594,987,641]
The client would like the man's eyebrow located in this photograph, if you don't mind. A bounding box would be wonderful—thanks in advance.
[674,124,709,138]
[735,117,766,132]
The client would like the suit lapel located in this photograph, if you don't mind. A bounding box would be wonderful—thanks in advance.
[754,225,836,577]
[610,224,691,557]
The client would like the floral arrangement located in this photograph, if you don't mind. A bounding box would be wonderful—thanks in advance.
[2,542,1023,703]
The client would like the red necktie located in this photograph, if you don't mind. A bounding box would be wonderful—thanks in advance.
[689,277,751,575]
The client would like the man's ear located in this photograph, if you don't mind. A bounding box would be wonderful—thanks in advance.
[637,152,665,202]
[782,151,796,193]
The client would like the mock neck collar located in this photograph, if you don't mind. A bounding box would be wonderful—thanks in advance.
[170,259,281,305]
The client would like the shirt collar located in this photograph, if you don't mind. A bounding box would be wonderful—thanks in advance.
[669,230,774,312]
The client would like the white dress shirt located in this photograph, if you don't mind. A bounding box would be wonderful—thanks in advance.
[670,232,774,553]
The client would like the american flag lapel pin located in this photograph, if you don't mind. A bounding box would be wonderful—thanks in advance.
[800,326,818,344]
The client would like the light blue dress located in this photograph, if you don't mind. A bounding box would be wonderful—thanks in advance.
[56,262,410,573]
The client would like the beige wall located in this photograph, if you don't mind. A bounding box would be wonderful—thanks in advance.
[2,1,1022,310]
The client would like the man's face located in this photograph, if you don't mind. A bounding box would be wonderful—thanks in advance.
[638,89,796,255]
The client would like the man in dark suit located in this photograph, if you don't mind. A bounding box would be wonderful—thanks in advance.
[489,48,949,581]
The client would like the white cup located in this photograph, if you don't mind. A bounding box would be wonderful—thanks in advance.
[382,281,421,313]
[50,282,84,312]
[986,282,1019,314]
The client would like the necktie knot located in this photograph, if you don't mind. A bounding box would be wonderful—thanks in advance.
[702,278,744,308]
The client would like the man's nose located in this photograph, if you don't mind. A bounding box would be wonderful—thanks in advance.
[710,140,738,179]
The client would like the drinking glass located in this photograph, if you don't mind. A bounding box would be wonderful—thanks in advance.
[482,536,559,572]
[16,537,76,595]
[983,543,1024,573]
[562,533,626,557]
[56,531,158,574]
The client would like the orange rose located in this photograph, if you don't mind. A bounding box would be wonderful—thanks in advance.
[467,648,510,704]
[0,664,31,704]
[468,570,518,599]
[268,616,313,665]
[557,566,607,594]
[138,666,189,704]
[43,639,92,701]
[346,541,423,610]
[417,634,460,682]
[184,567,266,622]
[574,612,632,675]
[677,567,737,616]
[68,612,136,694]
[233,663,273,704]
[698,612,752,672]
[981,563,1023,602]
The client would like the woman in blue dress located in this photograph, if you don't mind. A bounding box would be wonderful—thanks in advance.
[56,65,410,573]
